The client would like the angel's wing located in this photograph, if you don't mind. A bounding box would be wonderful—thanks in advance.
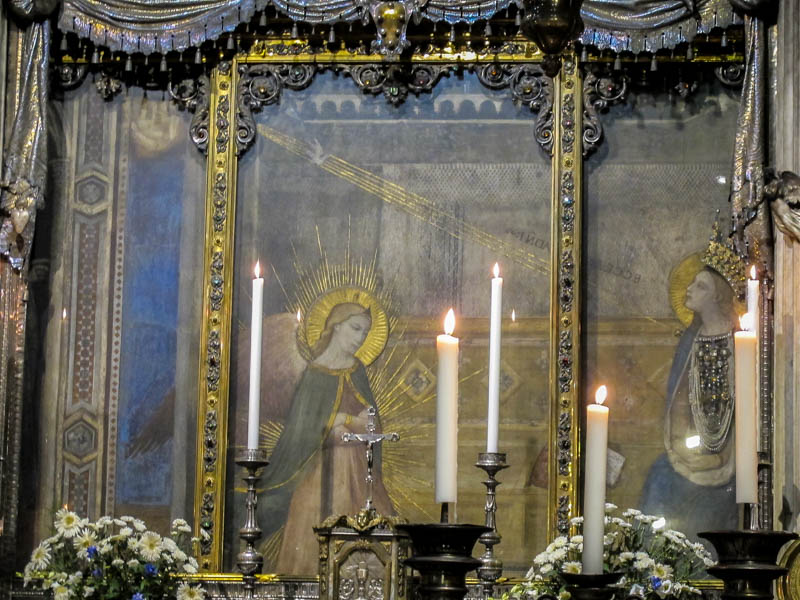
[234,312,308,450]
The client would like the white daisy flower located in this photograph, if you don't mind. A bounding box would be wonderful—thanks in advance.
[127,559,140,569]
[604,503,618,512]
[133,519,146,532]
[96,516,112,527]
[111,558,124,568]
[552,536,568,548]
[138,531,163,562]
[183,563,198,574]
[569,516,584,526]
[83,587,95,598]
[569,535,583,544]
[30,542,52,571]
[120,516,135,523]
[119,527,133,538]
[621,509,642,518]
[619,552,635,562]
[188,557,199,570]
[175,549,188,562]
[54,509,83,538]
[533,553,549,566]
[162,538,179,554]
[73,530,98,559]
[539,563,553,574]
[562,561,581,574]
[525,567,535,580]
[550,548,567,561]
[53,584,70,600]
[176,583,206,600]
[634,514,658,524]
[652,564,673,579]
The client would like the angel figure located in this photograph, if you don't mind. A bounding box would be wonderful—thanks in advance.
[237,292,395,575]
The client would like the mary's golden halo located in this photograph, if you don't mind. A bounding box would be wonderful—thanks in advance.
[669,252,745,327]
[301,286,389,366]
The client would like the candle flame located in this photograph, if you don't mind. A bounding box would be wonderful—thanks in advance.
[511,309,516,322]
[63,504,68,510]
[444,308,456,335]
[740,312,754,331]
[296,309,302,322]
[62,308,67,320]
[750,265,757,280]
[254,261,261,279]
[493,262,500,278]
[595,385,608,405]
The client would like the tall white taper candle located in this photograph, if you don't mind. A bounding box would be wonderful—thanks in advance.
[582,385,609,575]
[487,263,503,453]
[247,261,264,450]
[747,266,759,332]
[734,313,758,504]
[436,308,459,504]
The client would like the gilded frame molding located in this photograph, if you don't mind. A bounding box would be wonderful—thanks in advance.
[193,43,579,573]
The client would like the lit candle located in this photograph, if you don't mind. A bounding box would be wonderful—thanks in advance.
[583,385,609,575]
[487,263,503,453]
[248,261,264,450]
[734,313,758,503]
[746,266,759,332]
[436,308,459,504]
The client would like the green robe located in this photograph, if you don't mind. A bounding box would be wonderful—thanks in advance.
[257,361,381,543]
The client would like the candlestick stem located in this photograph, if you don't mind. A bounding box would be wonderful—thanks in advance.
[440,503,449,524]
[236,448,270,600]
[475,452,508,596]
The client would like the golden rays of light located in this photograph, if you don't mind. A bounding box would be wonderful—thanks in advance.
[261,421,284,457]
[257,124,549,276]
[259,527,284,566]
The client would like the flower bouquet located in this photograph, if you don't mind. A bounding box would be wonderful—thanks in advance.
[506,505,715,600]
[24,509,206,600]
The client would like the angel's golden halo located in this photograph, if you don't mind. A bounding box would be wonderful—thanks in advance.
[301,286,389,367]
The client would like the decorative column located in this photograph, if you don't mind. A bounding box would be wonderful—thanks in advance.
[193,60,239,573]
[548,52,582,538]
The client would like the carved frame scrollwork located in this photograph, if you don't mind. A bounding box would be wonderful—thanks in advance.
[344,63,451,106]
[475,63,554,154]
[236,63,318,155]
[581,65,628,157]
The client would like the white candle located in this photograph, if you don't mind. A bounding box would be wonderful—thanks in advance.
[487,263,503,453]
[734,313,758,503]
[747,266,759,332]
[436,308,459,504]
[248,261,264,450]
[583,385,609,575]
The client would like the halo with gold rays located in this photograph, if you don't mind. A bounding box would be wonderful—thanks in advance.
[282,225,398,364]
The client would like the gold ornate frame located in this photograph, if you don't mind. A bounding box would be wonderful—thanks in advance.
[191,40,583,573]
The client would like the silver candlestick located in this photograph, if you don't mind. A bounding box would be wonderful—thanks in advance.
[475,452,508,595]
[236,448,270,600]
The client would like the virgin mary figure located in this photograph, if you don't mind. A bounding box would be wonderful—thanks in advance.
[640,247,745,540]
[257,300,395,574]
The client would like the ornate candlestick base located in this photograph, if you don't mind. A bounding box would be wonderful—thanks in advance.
[559,572,623,600]
[397,523,490,600]
[699,530,798,600]
[475,452,508,595]
[236,448,270,599]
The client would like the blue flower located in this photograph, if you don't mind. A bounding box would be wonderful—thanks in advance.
[92,568,102,578]
[650,576,662,590]
[133,593,145,600]
[144,563,158,577]
[87,546,98,559]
